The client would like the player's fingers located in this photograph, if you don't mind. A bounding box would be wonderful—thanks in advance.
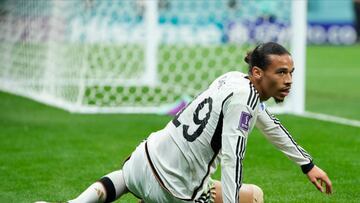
[320,175,332,194]
[320,180,328,194]
[326,184,332,194]
[320,179,324,188]
[323,178,332,194]
[311,178,323,193]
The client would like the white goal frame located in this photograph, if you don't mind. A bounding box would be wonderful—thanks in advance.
[0,0,307,114]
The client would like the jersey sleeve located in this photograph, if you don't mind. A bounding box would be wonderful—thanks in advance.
[220,93,252,203]
[255,108,314,174]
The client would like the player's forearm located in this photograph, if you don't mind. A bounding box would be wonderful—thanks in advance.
[221,133,246,203]
[221,163,242,203]
[256,110,313,168]
[260,126,313,165]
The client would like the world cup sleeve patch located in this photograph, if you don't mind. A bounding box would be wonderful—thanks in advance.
[238,111,252,131]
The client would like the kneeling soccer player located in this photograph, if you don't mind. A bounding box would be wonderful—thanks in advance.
[37,42,332,203]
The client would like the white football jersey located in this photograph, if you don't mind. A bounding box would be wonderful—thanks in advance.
[146,71,312,203]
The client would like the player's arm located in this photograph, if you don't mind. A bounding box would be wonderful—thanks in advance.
[220,94,252,203]
[255,108,332,194]
[256,108,313,171]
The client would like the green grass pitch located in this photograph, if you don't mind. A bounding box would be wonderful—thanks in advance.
[1,45,360,202]
[306,45,360,120]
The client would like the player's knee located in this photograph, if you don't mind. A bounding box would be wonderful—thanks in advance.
[239,184,264,203]
[250,184,263,203]
[100,170,128,202]
[99,176,117,203]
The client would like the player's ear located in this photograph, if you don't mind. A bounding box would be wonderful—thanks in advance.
[252,66,263,80]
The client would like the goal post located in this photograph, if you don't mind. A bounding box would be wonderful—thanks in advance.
[143,0,159,87]
[288,0,307,115]
[0,0,307,114]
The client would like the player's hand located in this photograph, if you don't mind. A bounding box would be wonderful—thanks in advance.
[306,165,332,194]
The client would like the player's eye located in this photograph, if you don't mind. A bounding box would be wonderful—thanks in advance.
[290,68,295,76]
[277,70,286,75]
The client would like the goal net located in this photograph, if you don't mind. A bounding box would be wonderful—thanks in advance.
[0,0,306,114]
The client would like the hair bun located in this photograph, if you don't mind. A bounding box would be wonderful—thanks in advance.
[244,51,252,64]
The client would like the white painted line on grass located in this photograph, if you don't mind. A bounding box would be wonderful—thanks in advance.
[299,111,360,128]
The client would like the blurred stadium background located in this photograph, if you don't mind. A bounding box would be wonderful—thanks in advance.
[0,0,359,202]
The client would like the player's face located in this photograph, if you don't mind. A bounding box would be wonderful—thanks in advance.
[260,54,294,103]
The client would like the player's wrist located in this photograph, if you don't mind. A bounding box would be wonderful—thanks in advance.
[301,161,314,174]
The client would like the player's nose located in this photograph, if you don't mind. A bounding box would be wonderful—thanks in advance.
[284,73,292,85]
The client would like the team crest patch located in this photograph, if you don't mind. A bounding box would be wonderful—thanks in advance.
[238,111,252,131]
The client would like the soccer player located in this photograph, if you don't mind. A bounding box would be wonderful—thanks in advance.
[37,42,332,203]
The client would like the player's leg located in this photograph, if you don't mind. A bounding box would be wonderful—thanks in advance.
[194,178,217,203]
[68,169,128,203]
[122,141,187,203]
[238,184,263,203]
[213,181,264,203]
[68,141,148,203]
